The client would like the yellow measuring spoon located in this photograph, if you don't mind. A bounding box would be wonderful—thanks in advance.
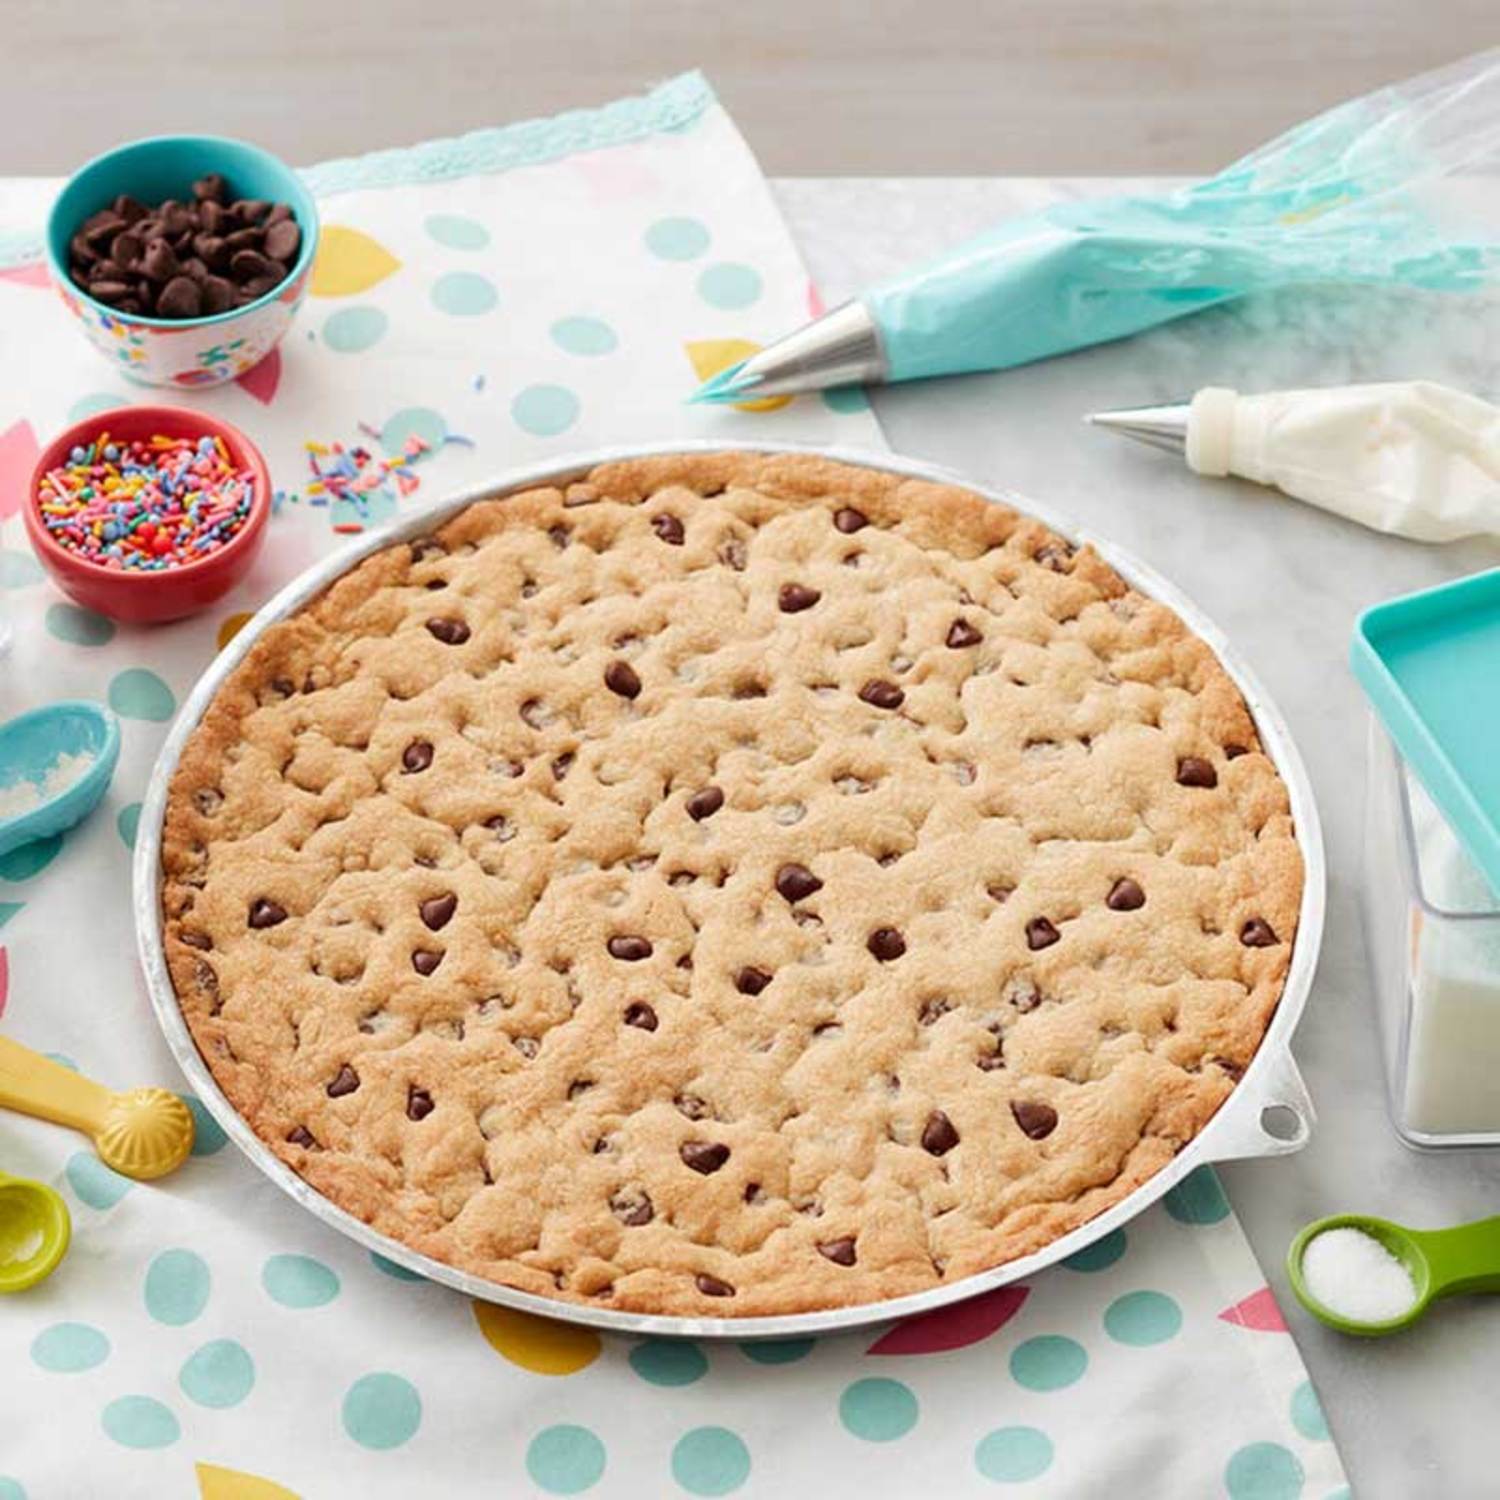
[0,1169,70,1292]
[0,1036,194,1179]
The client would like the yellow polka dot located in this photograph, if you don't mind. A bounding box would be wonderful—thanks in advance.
[195,1462,301,1500]
[216,611,254,650]
[472,1300,601,1374]
[686,339,793,412]
[310,227,402,298]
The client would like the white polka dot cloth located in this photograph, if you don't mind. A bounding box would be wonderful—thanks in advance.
[0,75,1347,1500]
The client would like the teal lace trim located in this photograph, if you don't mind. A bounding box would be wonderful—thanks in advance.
[0,71,715,268]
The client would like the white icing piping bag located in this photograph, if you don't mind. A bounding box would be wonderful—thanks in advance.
[1089,383,1500,543]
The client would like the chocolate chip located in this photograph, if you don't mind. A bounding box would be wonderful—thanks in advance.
[285,1125,319,1149]
[1176,756,1218,789]
[624,1002,658,1031]
[192,173,226,203]
[605,661,641,699]
[109,231,144,268]
[651,513,685,545]
[426,617,470,645]
[230,247,276,281]
[1106,878,1146,912]
[779,582,821,613]
[681,1140,730,1174]
[695,1273,735,1297]
[817,1237,857,1266]
[82,210,126,244]
[859,679,904,710]
[407,1087,435,1121]
[420,893,457,930]
[1026,917,1061,951]
[87,280,131,304]
[735,966,772,995]
[200,276,234,314]
[608,935,653,962]
[179,929,212,950]
[775,863,823,902]
[1225,743,1250,760]
[551,752,575,781]
[921,1110,960,1156]
[140,238,182,282]
[687,786,724,821]
[867,927,907,961]
[326,1064,360,1097]
[412,948,444,975]
[248,898,287,929]
[113,194,148,223]
[263,217,301,264]
[833,507,869,533]
[1011,1100,1058,1140]
[946,618,982,648]
[1240,918,1279,948]
[610,1189,654,1226]
[402,739,434,773]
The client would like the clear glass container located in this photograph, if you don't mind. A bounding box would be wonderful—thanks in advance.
[1363,717,1500,1148]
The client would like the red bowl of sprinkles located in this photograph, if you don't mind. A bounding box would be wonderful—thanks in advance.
[25,404,270,624]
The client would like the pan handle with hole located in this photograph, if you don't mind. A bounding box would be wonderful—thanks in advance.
[1200,1044,1317,1163]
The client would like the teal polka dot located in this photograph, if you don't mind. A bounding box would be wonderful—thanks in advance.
[108,667,176,722]
[1225,1442,1304,1500]
[66,1151,131,1209]
[322,306,389,354]
[45,602,114,646]
[0,835,62,882]
[116,803,141,850]
[550,316,618,356]
[629,1338,706,1386]
[263,1252,340,1308]
[821,385,871,414]
[1010,1335,1087,1392]
[738,1338,815,1365]
[431,271,498,317]
[511,384,580,438]
[0,549,43,588]
[1291,1380,1330,1441]
[0,1479,25,1500]
[671,1427,750,1496]
[0,902,21,930]
[370,1251,424,1282]
[68,392,122,422]
[1164,1165,1231,1225]
[1104,1290,1182,1346]
[645,217,710,261]
[101,1395,179,1449]
[975,1426,1054,1484]
[380,407,447,459]
[526,1424,606,1493]
[697,263,763,311]
[181,1094,227,1155]
[343,1372,421,1450]
[31,1321,110,1372]
[1063,1228,1127,1271]
[179,1338,255,1409]
[144,1248,210,1326]
[838,1378,918,1442]
[424,213,490,251]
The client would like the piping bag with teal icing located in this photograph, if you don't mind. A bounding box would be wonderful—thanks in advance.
[1091,382,1500,543]
[693,50,1500,404]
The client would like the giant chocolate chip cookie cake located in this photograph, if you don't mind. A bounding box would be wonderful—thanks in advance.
[161,451,1302,1316]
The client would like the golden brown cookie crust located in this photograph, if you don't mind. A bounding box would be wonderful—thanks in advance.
[161,451,1302,1317]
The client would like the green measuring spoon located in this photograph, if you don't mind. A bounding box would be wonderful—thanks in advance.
[0,1169,71,1292]
[1288,1212,1500,1336]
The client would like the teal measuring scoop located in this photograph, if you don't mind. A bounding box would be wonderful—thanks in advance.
[0,701,119,859]
[1352,568,1500,899]
[1288,1212,1500,1336]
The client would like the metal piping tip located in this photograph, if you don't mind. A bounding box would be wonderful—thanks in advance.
[687,300,887,405]
[1086,402,1193,456]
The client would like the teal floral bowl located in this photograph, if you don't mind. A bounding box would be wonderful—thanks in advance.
[44,134,319,388]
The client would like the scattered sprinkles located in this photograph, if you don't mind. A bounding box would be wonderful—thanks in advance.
[36,431,254,570]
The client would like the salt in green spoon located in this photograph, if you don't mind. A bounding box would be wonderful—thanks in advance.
[0,1169,71,1292]
[1288,1212,1500,1336]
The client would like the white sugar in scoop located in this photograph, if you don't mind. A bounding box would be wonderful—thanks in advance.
[1300,1227,1419,1324]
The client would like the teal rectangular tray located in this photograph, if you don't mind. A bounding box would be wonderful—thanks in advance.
[1353,567,1500,897]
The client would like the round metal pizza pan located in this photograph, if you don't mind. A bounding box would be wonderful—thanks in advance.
[133,441,1326,1339]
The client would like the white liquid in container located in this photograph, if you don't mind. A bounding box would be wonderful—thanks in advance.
[1404,771,1500,1135]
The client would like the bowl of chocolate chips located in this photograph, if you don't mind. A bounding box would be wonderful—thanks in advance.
[45,134,319,388]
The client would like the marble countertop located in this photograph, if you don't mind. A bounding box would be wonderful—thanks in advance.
[776,177,1500,1500]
